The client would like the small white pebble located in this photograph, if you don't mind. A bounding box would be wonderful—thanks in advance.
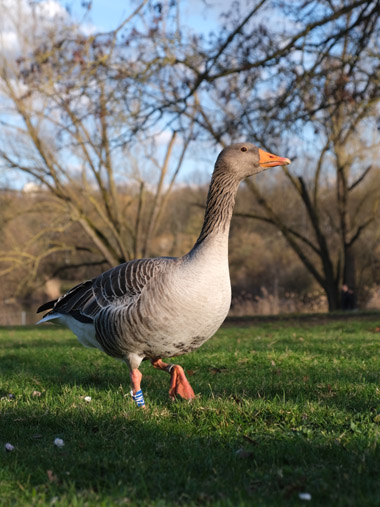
[84,396,92,402]
[5,443,14,452]
[299,492,312,501]
[54,438,64,448]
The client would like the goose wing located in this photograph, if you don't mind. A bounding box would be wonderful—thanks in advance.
[37,257,175,323]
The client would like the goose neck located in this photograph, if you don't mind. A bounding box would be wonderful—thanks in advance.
[194,170,239,248]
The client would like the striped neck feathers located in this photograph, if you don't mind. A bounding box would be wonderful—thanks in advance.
[194,165,240,247]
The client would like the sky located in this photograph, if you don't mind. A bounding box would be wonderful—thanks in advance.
[0,0,229,189]
[66,0,224,36]
[0,0,290,190]
[62,0,227,184]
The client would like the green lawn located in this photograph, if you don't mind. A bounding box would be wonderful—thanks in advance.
[1,314,380,506]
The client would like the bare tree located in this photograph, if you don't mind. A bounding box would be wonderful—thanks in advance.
[118,1,380,140]
[1,0,380,310]
[195,1,380,310]
[0,1,193,292]
[114,2,380,310]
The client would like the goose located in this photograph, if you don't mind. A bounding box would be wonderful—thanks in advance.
[37,143,290,407]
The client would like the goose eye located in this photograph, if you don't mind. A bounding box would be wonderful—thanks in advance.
[241,146,248,152]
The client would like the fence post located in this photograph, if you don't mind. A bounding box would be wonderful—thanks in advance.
[21,311,26,326]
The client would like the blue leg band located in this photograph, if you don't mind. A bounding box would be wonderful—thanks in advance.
[131,389,145,407]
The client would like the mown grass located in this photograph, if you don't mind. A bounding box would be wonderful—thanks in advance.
[1,314,380,506]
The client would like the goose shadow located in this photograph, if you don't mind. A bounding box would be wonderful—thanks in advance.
[2,403,380,505]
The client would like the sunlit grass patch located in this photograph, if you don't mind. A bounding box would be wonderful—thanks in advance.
[1,314,380,505]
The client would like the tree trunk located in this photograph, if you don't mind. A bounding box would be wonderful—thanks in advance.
[326,283,340,311]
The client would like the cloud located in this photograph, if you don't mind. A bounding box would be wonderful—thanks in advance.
[0,0,69,55]
[0,0,68,22]
[0,30,17,50]
[34,0,67,19]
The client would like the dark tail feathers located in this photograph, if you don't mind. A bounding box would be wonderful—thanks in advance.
[37,299,58,314]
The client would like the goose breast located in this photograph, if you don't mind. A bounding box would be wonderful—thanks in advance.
[95,247,231,359]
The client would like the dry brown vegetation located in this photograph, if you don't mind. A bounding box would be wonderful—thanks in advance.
[1,171,379,324]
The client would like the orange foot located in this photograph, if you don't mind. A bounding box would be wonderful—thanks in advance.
[168,364,195,400]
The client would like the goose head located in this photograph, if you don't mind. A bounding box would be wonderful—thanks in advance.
[215,142,291,180]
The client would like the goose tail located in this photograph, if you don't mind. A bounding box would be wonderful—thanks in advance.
[35,312,61,325]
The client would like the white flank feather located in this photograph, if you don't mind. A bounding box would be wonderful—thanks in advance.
[37,313,101,351]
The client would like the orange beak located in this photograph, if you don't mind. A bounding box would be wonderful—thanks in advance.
[259,148,291,168]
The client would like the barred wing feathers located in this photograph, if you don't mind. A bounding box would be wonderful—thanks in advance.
[37,257,175,323]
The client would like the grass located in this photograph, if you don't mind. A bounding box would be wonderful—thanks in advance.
[1,314,380,506]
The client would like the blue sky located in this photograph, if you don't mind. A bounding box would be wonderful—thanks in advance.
[66,0,223,35]
[65,1,227,183]
[0,0,226,189]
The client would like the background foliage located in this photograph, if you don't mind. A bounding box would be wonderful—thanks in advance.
[0,0,379,320]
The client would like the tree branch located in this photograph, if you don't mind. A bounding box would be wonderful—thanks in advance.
[348,165,372,192]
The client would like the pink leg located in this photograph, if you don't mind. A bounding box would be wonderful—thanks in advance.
[130,368,142,394]
[130,368,146,408]
[151,358,195,400]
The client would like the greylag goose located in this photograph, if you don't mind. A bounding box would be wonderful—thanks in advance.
[37,143,290,407]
